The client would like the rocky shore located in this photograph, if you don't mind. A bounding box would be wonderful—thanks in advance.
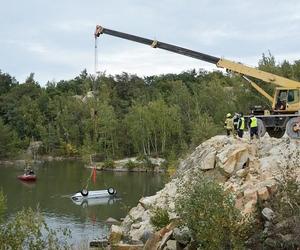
[105,135,300,249]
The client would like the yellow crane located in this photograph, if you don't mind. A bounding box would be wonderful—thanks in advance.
[94,25,300,139]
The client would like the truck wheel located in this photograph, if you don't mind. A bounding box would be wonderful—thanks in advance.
[257,119,266,137]
[286,117,300,139]
[266,128,285,138]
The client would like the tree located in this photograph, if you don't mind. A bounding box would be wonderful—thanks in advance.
[0,70,18,94]
[0,119,19,159]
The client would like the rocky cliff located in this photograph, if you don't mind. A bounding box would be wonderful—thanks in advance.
[109,135,300,249]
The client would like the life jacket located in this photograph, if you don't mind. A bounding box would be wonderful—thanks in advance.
[250,117,258,128]
[239,117,245,130]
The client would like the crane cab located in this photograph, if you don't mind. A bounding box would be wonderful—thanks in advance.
[272,88,300,113]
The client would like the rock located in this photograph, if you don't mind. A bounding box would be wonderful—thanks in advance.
[140,230,154,244]
[173,227,191,245]
[235,197,244,210]
[217,145,250,177]
[158,230,173,250]
[131,223,141,230]
[165,240,177,250]
[236,168,247,178]
[139,196,156,210]
[106,217,121,225]
[262,208,275,221]
[199,150,216,170]
[243,188,258,203]
[129,222,155,242]
[243,200,257,214]
[109,225,123,244]
[144,232,161,250]
[111,243,144,250]
[257,187,270,201]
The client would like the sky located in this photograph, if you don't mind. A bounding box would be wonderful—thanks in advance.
[1,0,300,85]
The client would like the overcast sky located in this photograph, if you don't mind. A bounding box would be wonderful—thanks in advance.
[1,0,300,85]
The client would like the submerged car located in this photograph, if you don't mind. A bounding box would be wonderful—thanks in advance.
[71,188,117,202]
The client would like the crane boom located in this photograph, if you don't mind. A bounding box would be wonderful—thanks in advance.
[95,25,300,89]
[95,26,219,64]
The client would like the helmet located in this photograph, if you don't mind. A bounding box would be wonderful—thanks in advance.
[226,113,232,118]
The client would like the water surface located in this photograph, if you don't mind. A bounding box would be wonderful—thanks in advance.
[0,160,165,245]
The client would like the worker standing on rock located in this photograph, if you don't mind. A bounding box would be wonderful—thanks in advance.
[249,114,259,140]
[237,113,245,138]
[233,113,239,136]
[224,113,234,136]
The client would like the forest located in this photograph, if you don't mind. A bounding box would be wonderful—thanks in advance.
[0,53,299,161]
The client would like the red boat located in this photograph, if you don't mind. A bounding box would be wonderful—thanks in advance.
[17,174,37,182]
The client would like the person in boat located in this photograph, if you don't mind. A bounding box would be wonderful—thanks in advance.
[24,166,34,175]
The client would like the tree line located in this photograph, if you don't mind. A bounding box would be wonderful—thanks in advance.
[0,53,299,160]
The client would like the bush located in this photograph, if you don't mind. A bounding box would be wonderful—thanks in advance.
[271,169,300,219]
[125,160,139,171]
[0,191,71,249]
[103,159,115,169]
[253,169,300,249]
[150,207,170,230]
[175,174,253,249]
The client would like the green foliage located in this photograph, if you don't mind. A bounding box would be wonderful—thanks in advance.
[249,169,300,249]
[271,169,300,219]
[103,159,115,169]
[0,191,6,224]
[0,119,20,159]
[125,160,139,171]
[190,113,222,147]
[0,53,298,160]
[0,191,71,249]
[175,174,253,249]
[150,207,170,230]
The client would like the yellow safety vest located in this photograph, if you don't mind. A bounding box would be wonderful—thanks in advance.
[250,117,258,128]
[240,117,245,130]
[225,118,233,129]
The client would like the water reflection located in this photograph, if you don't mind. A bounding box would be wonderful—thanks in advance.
[18,180,37,188]
[71,196,121,207]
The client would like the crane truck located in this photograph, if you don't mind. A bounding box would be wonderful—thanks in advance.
[94,25,300,139]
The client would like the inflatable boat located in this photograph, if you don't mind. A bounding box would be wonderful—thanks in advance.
[17,174,37,182]
[71,188,117,202]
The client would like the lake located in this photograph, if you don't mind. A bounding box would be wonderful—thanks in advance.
[0,160,165,246]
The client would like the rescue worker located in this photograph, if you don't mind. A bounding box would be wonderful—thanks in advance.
[249,113,259,140]
[224,113,234,136]
[237,112,245,138]
[233,113,239,135]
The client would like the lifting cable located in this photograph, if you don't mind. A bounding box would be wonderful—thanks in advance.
[94,37,98,75]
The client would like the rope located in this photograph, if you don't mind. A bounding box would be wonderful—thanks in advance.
[94,37,98,74]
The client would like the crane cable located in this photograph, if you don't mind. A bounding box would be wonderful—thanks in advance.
[94,37,98,75]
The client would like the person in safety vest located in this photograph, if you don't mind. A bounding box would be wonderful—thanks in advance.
[237,112,245,138]
[224,113,234,136]
[248,113,259,139]
[233,113,239,135]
